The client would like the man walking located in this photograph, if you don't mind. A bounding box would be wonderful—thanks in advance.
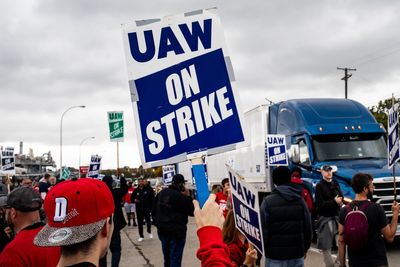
[260,166,312,266]
[338,173,399,267]
[34,178,115,267]
[315,165,343,267]
[153,174,194,267]
[131,178,154,241]
[0,187,60,267]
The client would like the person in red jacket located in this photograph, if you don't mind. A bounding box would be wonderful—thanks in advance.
[222,210,257,267]
[194,194,232,267]
[291,166,315,213]
[215,178,231,218]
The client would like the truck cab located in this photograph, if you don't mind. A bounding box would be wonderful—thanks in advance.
[269,98,399,232]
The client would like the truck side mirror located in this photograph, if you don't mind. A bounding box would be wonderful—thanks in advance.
[290,144,300,163]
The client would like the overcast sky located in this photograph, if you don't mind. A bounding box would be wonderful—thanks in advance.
[1,0,400,170]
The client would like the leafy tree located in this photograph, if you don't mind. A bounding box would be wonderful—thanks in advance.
[369,97,400,131]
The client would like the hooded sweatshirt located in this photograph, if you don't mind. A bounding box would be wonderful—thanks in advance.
[260,184,312,260]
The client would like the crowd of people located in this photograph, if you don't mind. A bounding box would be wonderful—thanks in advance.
[0,166,399,267]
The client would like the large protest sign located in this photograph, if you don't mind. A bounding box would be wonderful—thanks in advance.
[266,134,288,166]
[0,147,15,174]
[226,165,264,254]
[88,155,102,178]
[121,8,244,167]
[108,111,124,142]
[388,104,399,169]
[162,165,175,184]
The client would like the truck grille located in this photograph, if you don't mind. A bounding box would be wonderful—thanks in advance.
[372,178,400,234]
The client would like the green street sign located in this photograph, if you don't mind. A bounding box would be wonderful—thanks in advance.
[62,167,71,180]
[108,111,124,142]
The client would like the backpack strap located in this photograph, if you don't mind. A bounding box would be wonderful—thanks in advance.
[346,201,371,212]
[357,201,372,211]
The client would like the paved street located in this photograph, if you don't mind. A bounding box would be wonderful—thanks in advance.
[106,216,400,267]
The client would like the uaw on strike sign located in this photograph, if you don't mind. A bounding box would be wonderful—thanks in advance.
[226,165,264,254]
[121,8,244,167]
[388,103,399,169]
[0,147,15,174]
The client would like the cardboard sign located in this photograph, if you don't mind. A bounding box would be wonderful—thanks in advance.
[121,8,244,167]
[108,111,124,142]
[162,165,175,185]
[61,167,71,180]
[0,147,15,174]
[79,166,89,176]
[226,165,264,254]
[266,134,288,166]
[388,104,399,169]
[88,155,102,178]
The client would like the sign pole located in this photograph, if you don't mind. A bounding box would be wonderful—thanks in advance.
[117,142,120,177]
[394,96,397,202]
[191,157,209,207]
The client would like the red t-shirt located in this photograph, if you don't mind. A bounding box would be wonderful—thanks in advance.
[124,187,135,203]
[215,191,229,218]
[0,223,61,267]
[197,226,233,267]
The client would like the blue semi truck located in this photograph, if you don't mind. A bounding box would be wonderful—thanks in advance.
[270,98,398,232]
[178,98,399,232]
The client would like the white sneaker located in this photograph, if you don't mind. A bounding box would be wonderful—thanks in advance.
[138,237,144,242]
[148,233,153,239]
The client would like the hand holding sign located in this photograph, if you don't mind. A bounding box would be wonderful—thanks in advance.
[193,194,224,230]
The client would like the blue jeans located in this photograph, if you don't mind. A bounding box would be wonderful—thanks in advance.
[158,232,186,267]
[265,257,304,267]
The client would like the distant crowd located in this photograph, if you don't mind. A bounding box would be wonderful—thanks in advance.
[0,165,398,267]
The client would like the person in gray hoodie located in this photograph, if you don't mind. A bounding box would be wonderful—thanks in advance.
[260,166,312,267]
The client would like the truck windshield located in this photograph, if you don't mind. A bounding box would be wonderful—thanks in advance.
[312,133,386,161]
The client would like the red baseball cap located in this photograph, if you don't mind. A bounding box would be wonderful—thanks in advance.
[34,178,114,246]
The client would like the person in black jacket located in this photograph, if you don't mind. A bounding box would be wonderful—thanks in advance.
[100,175,127,267]
[315,165,343,267]
[131,178,154,242]
[152,174,194,267]
[260,166,312,267]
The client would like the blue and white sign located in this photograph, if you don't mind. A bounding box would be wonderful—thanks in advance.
[266,134,288,166]
[227,165,264,254]
[388,104,399,169]
[162,165,175,185]
[121,8,244,167]
[88,155,102,178]
[0,147,15,174]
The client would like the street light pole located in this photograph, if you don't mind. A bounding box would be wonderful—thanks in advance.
[79,136,95,178]
[60,105,86,174]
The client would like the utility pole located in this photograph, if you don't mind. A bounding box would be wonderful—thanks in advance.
[337,67,356,99]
